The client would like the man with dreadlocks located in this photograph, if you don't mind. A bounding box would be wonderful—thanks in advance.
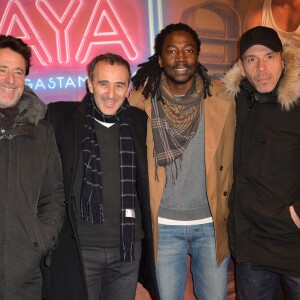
[129,23,235,299]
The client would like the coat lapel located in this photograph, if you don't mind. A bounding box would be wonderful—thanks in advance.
[204,95,231,173]
[72,101,85,174]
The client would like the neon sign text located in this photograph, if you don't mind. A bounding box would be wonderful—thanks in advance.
[25,75,87,90]
[0,0,139,66]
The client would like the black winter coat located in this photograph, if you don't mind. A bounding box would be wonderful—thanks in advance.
[0,89,65,300]
[224,45,300,277]
[41,95,160,300]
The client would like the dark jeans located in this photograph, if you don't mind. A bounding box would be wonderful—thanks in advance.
[236,262,300,300]
[81,241,141,300]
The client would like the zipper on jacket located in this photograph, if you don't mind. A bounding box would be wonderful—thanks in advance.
[0,120,5,133]
[8,140,17,187]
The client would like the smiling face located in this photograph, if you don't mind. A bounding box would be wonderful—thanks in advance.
[239,44,284,93]
[87,60,130,115]
[158,30,199,95]
[0,47,26,109]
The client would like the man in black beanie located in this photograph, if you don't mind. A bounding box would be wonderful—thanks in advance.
[223,26,300,299]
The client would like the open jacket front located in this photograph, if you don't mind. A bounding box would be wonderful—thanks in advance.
[42,95,159,300]
[129,78,236,266]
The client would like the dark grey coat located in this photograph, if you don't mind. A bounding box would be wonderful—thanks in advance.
[0,88,65,300]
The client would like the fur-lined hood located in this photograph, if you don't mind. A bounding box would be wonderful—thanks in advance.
[0,86,46,127]
[223,45,300,111]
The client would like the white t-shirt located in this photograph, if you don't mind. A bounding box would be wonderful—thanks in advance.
[262,0,300,47]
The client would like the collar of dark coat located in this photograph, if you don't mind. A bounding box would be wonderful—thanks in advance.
[78,93,89,115]
[239,74,283,109]
[223,44,300,111]
[0,86,47,127]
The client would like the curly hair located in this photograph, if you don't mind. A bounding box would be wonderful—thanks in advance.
[131,23,211,100]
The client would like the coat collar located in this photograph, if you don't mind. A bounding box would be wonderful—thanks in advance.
[130,79,234,174]
[0,86,46,127]
[223,45,300,111]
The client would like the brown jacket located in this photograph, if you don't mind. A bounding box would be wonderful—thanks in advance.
[129,78,235,266]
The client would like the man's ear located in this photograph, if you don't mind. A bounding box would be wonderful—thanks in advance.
[87,77,93,94]
[238,58,246,77]
[126,86,130,98]
[158,55,163,68]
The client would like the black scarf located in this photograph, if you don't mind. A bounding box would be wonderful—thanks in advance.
[81,95,137,262]
[0,104,19,130]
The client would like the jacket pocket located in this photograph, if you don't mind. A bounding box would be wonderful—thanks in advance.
[32,215,56,255]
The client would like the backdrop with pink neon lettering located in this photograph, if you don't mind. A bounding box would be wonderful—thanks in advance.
[0,0,263,104]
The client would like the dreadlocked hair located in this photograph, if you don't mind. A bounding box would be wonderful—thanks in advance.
[131,23,211,101]
[197,63,212,99]
[131,54,162,100]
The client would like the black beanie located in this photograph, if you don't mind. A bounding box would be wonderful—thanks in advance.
[239,26,282,57]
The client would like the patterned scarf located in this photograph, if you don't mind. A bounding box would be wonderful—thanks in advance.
[151,73,204,169]
[81,95,137,262]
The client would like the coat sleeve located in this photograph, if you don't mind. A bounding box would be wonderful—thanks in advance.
[293,200,300,221]
[128,88,148,110]
[37,122,65,254]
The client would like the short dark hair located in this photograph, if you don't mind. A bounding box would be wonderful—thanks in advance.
[131,23,210,101]
[87,53,131,84]
[0,35,32,76]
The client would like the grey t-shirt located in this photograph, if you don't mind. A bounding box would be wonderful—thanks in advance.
[158,111,211,221]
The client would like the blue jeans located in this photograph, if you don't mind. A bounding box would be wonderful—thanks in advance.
[81,241,141,300]
[236,262,300,300]
[156,223,229,300]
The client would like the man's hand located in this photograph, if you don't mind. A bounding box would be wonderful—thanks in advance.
[289,205,300,229]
